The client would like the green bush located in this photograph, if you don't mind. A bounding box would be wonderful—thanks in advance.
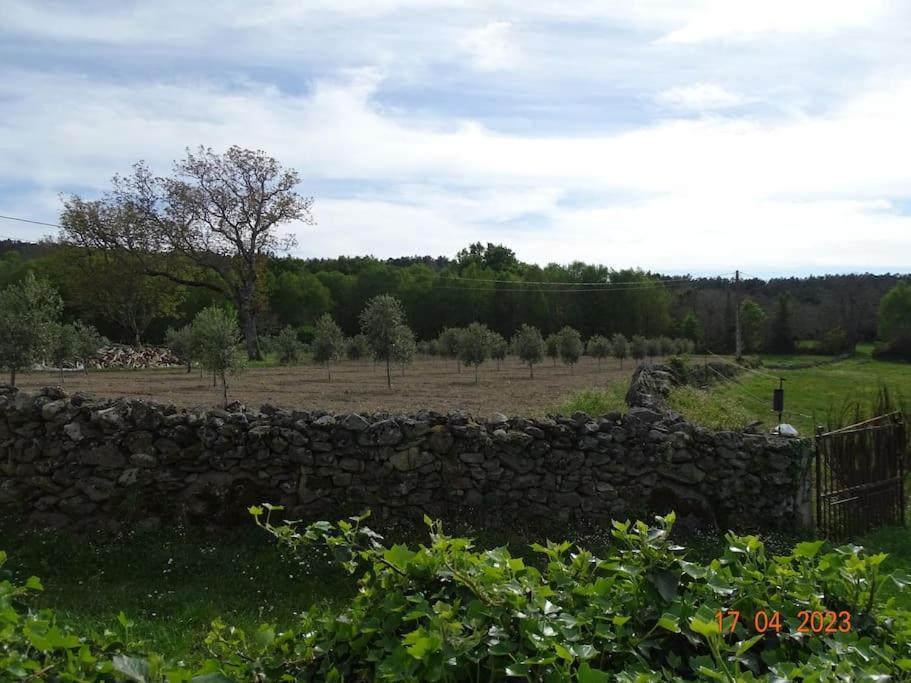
[818,327,853,356]
[2,511,911,681]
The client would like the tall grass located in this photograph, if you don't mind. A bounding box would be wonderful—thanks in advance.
[825,385,909,436]
[666,385,757,431]
[554,384,627,416]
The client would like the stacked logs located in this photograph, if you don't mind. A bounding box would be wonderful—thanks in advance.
[87,345,181,370]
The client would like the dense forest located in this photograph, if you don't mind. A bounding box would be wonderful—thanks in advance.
[0,237,903,354]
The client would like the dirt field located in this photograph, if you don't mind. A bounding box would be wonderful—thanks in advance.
[15,356,638,417]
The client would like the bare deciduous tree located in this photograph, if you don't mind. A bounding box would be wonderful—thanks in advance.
[61,146,314,359]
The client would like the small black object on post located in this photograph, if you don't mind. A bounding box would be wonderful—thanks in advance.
[772,378,785,432]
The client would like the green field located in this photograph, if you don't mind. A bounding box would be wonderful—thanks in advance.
[682,345,911,436]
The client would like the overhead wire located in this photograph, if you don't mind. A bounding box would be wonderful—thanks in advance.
[438,274,728,287]
[705,350,781,380]
[0,214,63,229]
[704,350,815,420]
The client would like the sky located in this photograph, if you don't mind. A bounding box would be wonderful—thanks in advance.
[1,0,910,277]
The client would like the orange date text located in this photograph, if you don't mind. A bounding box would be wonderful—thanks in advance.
[714,610,852,634]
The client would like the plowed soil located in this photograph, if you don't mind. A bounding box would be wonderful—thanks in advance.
[16,356,638,417]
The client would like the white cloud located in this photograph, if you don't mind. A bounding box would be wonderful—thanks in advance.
[2,1,911,273]
[659,0,892,43]
[460,21,521,71]
[656,83,752,111]
[2,67,910,272]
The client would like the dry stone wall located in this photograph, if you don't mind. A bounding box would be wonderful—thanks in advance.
[0,370,812,533]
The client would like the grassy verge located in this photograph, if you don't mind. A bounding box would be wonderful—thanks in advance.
[666,384,756,430]
[552,383,627,416]
[3,511,908,661]
[687,347,911,435]
[0,518,351,664]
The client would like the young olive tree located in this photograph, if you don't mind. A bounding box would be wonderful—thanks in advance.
[489,331,508,371]
[545,333,560,367]
[512,323,544,378]
[586,334,611,371]
[0,274,62,386]
[275,325,302,364]
[72,321,107,375]
[645,337,660,362]
[192,306,245,407]
[360,295,408,387]
[611,333,629,369]
[312,314,344,381]
[557,326,583,374]
[165,324,196,373]
[391,324,416,376]
[438,327,464,373]
[631,335,647,363]
[345,334,371,362]
[459,322,491,384]
[48,322,78,384]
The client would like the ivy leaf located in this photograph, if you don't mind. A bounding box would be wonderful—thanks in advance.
[554,643,574,662]
[384,544,416,571]
[793,541,825,559]
[112,655,151,682]
[25,576,43,591]
[577,662,610,682]
[650,570,679,602]
[505,662,530,676]
[689,618,721,638]
[657,614,681,633]
[736,634,764,656]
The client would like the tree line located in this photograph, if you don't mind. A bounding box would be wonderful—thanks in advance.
[0,146,907,360]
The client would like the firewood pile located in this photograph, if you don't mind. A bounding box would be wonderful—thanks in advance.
[86,345,182,370]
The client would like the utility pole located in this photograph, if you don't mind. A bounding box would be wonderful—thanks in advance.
[734,269,742,360]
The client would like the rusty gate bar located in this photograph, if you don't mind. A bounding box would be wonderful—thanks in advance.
[815,411,906,540]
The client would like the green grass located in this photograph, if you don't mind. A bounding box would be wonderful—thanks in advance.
[0,519,351,664]
[553,383,628,416]
[700,347,911,436]
[666,384,757,430]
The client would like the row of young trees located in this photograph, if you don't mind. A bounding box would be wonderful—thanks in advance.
[262,305,696,385]
[0,274,107,386]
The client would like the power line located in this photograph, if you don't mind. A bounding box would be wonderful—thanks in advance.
[433,280,704,293]
[704,363,773,408]
[705,350,781,380]
[704,352,815,420]
[439,274,724,287]
[0,214,63,229]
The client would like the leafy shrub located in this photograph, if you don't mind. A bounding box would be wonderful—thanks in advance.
[245,508,911,681]
[2,511,911,681]
[818,326,853,356]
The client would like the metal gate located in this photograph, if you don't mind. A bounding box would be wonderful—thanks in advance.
[815,412,906,539]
